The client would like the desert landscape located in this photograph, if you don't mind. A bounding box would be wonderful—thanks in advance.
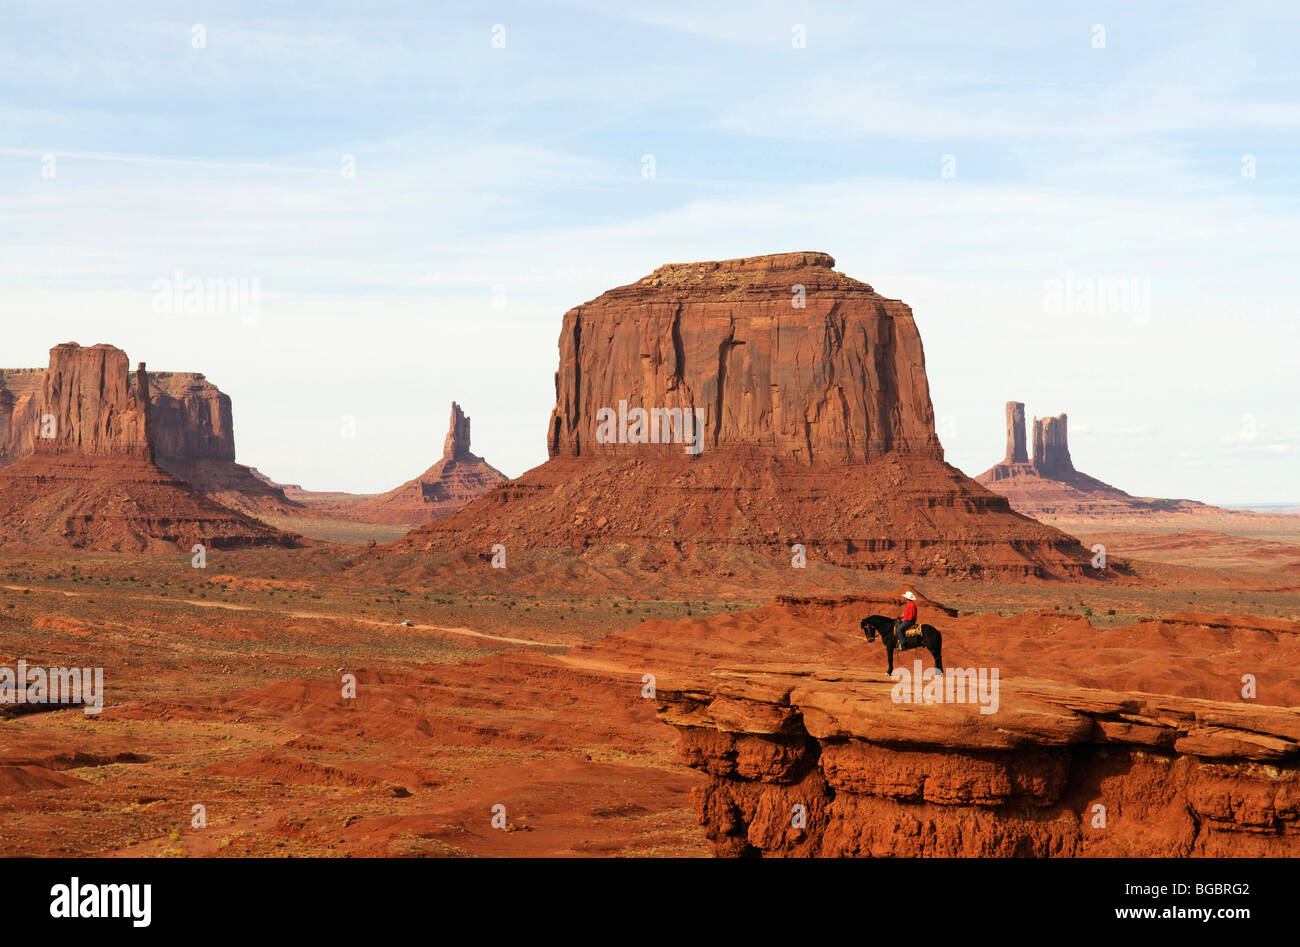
[4,21,1300,931]
[2,252,1296,859]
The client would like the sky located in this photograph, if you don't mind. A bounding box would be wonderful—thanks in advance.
[1,1,1296,503]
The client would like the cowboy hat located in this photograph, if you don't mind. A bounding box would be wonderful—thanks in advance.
[902,590,917,601]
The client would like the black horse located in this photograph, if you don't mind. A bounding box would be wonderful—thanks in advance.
[859,614,944,675]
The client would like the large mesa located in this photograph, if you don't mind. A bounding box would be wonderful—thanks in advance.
[405,253,1090,578]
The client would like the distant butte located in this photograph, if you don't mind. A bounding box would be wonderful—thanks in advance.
[0,343,295,553]
[977,401,1217,518]
[350,402,507,525]
[1,357,300,517]
[147,371,303,517]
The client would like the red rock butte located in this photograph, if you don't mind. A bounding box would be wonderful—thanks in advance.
[146,371,301,516]
[405,253,1091,578]
[0,343,294,553]
[2,354,299,517]
[978,401,1216,518]
[547,251,942,462]
[352,402,507,525]
[35,342,154,460]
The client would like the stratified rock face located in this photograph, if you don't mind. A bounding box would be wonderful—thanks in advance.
[36,343,153,461]
[407,254,1089,579]
[1032,413,1073,474]
[1004,401,1028,463]
[645,597,1300,857]
[0,369,43,465]
[667,679,1300,857]
[978,401,1213,519]
[2,364,231,467]
[0,343,295,553]
[353,402,507,525]
[0,357,297,517]
[549,252,942,463]
[146,371,299,517]
[149,372,236,465]
[443,401,472,460]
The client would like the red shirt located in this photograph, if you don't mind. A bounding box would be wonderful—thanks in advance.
[902,601,917,622]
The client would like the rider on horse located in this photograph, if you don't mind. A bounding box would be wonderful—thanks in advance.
[896,590,919,646]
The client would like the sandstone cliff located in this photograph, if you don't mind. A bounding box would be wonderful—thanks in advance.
[147,372,300,516]
[548,251,942,463]
[0,357,299,517]
[405,253,1090,578]
[627,595,1300,857]
[978,401,1216,518]
[149,372,236,464]
[1032,412,1074,475]
[35,343,154,460]
[0,368,43,465]
[0,343,295,553]
[350,402,507,525]
[1003,401,1028,464]
[661,668,1299,857]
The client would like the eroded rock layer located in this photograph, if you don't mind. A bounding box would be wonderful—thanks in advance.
[635,597,1300,857]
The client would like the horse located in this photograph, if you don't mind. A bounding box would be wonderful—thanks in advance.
[859,614,944,675]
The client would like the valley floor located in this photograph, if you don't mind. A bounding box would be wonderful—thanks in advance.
[0,513,1296,857]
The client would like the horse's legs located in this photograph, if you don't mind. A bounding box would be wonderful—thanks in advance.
[885,640,895,675]
[927,631,943,673]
